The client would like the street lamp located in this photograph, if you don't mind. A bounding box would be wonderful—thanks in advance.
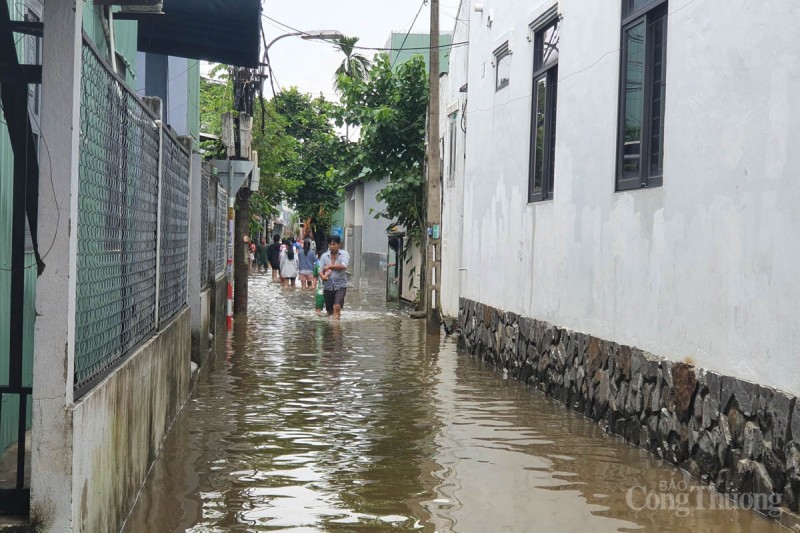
[260,29,344,98]
[264,30,345,55]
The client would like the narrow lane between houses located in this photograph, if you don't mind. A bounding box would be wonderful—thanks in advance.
[122,277,785,532]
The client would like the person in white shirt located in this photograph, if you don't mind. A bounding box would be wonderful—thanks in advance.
[279,244,299,287]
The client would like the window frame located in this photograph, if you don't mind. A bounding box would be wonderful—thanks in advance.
[615,0,668,191]
[494,43,511,91]
[528,16,559,203]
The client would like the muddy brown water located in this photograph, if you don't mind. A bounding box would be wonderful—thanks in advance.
[122,277,786,532]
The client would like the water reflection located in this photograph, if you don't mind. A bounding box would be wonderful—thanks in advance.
[123,279,784,532]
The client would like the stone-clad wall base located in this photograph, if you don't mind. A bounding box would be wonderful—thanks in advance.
[458,298,800,523]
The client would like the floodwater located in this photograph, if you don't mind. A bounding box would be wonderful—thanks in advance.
[123,277,786,533]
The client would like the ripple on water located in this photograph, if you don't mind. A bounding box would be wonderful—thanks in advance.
[123,281,787,533]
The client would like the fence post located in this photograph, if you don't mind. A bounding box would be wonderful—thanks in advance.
[31,0,83,527]
[179,136,195,307]
[144,97,164,329]
[185,137,206,363]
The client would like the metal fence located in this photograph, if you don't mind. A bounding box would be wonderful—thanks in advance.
[200,169,210,288]
[158,132,190,326]
[75,38,191,395]
[215,184,229,277]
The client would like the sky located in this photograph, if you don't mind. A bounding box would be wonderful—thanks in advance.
[254,0,464,100]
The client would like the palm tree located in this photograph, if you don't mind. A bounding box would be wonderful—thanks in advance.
[333,36,371,93]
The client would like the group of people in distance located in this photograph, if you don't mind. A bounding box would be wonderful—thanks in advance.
[252,234,350,319]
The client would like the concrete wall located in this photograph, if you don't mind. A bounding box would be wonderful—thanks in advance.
[212,275,227,356]
[454,0,800,395]
[349,179,392,289]
[70,309,191,533]
[439,0,470,318]
[167,56,188,135]
[136,53,200,146]
[343,178,398,290]
[191,291,211,366]
[363,179,389,255]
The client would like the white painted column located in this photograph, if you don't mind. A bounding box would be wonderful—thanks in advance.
[31,0,83,529]
[188,152,202,336]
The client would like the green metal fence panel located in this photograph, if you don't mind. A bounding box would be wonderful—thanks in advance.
[74,40,160,395]
[0,252,35,466]
[158,132,190,326]
[0,0,35,462]
[215,185,228,277]
[200,169,209,288]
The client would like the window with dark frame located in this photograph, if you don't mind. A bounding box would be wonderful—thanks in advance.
[494,43,510,91]
[448,113,457,183]
[617,0,667,191]
[528,16,559,203]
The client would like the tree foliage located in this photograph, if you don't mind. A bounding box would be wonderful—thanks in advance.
[336,54,429,245]
[200,50,428,247]
[333,36,371,93]
[271,88,348,238]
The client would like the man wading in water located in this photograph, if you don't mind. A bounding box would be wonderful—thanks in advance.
[319,235,350,320]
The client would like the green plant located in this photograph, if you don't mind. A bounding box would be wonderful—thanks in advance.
[335,54,429,246]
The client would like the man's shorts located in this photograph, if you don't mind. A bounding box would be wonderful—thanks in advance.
[324,288,347,315]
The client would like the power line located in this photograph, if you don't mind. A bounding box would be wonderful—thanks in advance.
[261,14,468,52]
[392,0,427,69]
[0,101,60,273]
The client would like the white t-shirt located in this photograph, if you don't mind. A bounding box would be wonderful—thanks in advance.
[279,253,299,278]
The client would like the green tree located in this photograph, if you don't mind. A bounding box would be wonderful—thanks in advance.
[271,88,347,239]
[336,53,429,245]
[334,36,371,93]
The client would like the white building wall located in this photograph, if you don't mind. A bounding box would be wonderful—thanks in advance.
[440,0,470,318]
[457,0,800,395]
[363,178,390,254]
[167,56,189,135]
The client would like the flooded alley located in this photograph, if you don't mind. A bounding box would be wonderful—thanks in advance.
[122,278,784,532]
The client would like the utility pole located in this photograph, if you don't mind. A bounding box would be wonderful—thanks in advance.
[424,0,442,335]
[232,67,256,314]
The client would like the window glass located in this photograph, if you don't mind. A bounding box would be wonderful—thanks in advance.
[541,22,560,68]
[649,14,667,175]
[627,0,658,16]
[548,72,557,196]
[622,21,645,178]
[533,77,548,193]
[496,50,510,90]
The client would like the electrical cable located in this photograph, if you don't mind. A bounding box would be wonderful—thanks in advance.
[0,101,59,273]
[261,14,468,52]
[391,0,427,69]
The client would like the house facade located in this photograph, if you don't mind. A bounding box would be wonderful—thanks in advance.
[441,0,800,521]
[0,0,260,529]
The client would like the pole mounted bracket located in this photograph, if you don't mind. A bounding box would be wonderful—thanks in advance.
[211,159,256,198]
